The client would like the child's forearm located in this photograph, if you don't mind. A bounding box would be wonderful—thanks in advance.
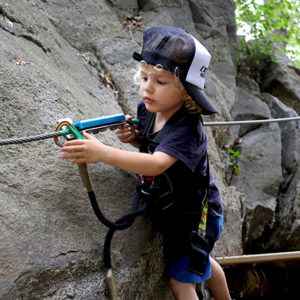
[101,145,174,176]
[61,132,176,176]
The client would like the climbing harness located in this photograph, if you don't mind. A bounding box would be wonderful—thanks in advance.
[186,159,210,276]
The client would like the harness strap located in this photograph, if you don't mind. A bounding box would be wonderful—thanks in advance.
[103,198,148,269]
[78,163,147,230]
[198,158,210,236]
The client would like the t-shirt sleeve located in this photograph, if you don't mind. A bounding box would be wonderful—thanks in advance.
[155,119,207,172]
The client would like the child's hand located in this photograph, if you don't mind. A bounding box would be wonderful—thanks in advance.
[115,115,138,143]
[61,132,108,164]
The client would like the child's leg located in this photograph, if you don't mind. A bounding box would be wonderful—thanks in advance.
[168,255,209,300]
[169,278,198,300]
[206,256,231,300]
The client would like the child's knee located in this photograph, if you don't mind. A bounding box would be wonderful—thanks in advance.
[169,277,180,295]
[169,278,196,298]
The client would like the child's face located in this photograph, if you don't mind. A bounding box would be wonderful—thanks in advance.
[139,64,183,117]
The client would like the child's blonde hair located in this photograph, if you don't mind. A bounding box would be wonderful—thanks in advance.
[135,62,203,114]
[173,78,203,114]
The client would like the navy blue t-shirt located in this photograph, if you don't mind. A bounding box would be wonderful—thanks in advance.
[137,100,223,218]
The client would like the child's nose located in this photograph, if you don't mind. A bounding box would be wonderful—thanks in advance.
[144,80,154,92]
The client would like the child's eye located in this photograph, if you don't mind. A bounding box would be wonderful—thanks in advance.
[157,80,166,85]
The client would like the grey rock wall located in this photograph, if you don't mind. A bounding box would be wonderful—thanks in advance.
[228,75,300,253]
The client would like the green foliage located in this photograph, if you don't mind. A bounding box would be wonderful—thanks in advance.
[228,141,242,175]
[235,0,300,79]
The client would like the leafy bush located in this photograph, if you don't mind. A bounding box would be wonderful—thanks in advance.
[228,141,242,175]
[235,0,300,79]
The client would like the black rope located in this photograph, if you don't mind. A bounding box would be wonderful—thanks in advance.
[103,201,149,269]
[87,190,149,269]
[88,191,146,230]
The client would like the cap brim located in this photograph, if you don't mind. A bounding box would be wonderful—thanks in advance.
[183,82,218,115]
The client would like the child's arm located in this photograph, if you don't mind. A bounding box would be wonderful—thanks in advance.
[61,132,177,176]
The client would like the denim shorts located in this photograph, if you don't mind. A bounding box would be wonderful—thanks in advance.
[169,215,223,283]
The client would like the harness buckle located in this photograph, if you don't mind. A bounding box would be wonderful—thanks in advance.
[137,176,158,198]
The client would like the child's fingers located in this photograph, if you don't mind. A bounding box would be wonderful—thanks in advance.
[115,122,136,143]
[116,124,132,136]
[82,131,95,139]
[71,159,83,164]
[116,123,128,131]
[61,151,84,159]
[118,130,134,140]
[64,139,85,146]
[61,145,84,152]
[119,135,132,142]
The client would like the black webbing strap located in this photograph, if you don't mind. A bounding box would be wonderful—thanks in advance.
[88,191,145,230]
[78,162,149,272]
[103,199,148,269]
[198,156,210,235]
[77,158,149,299]
[87,190,149,269]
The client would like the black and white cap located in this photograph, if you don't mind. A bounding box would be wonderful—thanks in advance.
[133,25,217,115]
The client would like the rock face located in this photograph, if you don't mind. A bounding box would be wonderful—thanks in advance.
[0,0,299,299]
[228,74,300,253]
[262,62,300,114]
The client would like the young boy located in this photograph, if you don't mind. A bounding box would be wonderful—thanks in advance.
[61,25,230,300]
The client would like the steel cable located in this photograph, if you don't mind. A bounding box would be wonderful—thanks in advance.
[1,116,300,146]
[0,131,61,146]
[203,116,300,126]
